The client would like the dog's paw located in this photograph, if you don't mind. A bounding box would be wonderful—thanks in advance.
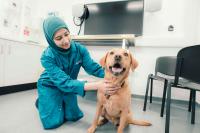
[87,126,96,133]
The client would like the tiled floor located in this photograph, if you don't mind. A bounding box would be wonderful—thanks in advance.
[0,89,199,133]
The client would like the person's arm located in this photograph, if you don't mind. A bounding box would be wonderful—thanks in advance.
[84,82,100,91]
[84,80,120,95]
[80,45,104,78]
[41,55,85,97]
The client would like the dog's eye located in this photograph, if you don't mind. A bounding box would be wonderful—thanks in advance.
[124,53,128,56]
[110,51,114,55]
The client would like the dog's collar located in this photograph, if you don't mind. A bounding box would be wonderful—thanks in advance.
[121,81,125,88]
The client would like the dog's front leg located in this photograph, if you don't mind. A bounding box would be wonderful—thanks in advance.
[117,110,128,133]
[88,102,103,133]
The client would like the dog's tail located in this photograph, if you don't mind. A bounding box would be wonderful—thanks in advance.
[127,118,152,126]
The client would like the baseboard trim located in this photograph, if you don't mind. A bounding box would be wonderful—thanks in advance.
[132,94,200,107]
[0,82,37,95]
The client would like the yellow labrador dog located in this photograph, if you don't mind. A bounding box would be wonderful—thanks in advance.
[88,48,151,133]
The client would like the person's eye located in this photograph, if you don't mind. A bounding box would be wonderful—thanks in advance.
[55,36,62,40]
[64,33,69,37]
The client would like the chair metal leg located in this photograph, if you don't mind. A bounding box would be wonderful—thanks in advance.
[191,90,196,124]
[160,79,167,117]
[150,78,153,103]
[143,74,152,111]
[165,81,172,133]
[188,90,192,112]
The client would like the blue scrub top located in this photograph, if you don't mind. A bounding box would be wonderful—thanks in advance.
[39,41,104,95]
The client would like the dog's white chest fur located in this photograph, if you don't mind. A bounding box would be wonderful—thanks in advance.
[103,95,124,117]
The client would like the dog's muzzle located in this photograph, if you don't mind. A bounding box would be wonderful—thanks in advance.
[109,62,126,76]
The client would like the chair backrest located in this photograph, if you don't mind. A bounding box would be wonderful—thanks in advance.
[155,56,177,76]
[174,45,200,85]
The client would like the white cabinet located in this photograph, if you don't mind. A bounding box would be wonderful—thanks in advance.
[0,42,5,87]
[0,38,45,87]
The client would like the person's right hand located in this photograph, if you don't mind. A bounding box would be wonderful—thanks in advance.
[98,80,120,95]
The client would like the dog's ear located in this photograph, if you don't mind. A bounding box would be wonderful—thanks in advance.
[99,52,108,67]
[130,53,138,71]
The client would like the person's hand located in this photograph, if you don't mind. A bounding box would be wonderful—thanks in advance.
[97,80,120,95]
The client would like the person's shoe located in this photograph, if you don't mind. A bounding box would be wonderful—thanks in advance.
[35,98,39,109]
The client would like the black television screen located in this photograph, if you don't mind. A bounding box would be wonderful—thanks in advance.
[84,0,144,36]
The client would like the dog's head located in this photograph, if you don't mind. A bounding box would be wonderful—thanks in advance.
[100,48,138,77]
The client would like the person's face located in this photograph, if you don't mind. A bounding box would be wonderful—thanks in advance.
[53,28,71,49]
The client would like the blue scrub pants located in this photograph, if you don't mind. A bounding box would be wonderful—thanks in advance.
[37,81,84,129]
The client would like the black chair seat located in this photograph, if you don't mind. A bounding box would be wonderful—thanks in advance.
[179,80,200,91]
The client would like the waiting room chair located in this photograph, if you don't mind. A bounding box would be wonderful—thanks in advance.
[165,45,200,133]
[143,56,177,117]
[143,56,192,117]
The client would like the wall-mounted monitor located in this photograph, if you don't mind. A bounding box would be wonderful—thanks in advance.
[84,0,144,36]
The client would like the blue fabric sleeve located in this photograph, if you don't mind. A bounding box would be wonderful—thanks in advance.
[80,45,105,78]
[41,55,85,97]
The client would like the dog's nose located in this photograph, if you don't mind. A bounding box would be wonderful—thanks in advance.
[114,55,121,61]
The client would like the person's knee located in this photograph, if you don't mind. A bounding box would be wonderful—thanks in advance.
[65,111,84,122]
